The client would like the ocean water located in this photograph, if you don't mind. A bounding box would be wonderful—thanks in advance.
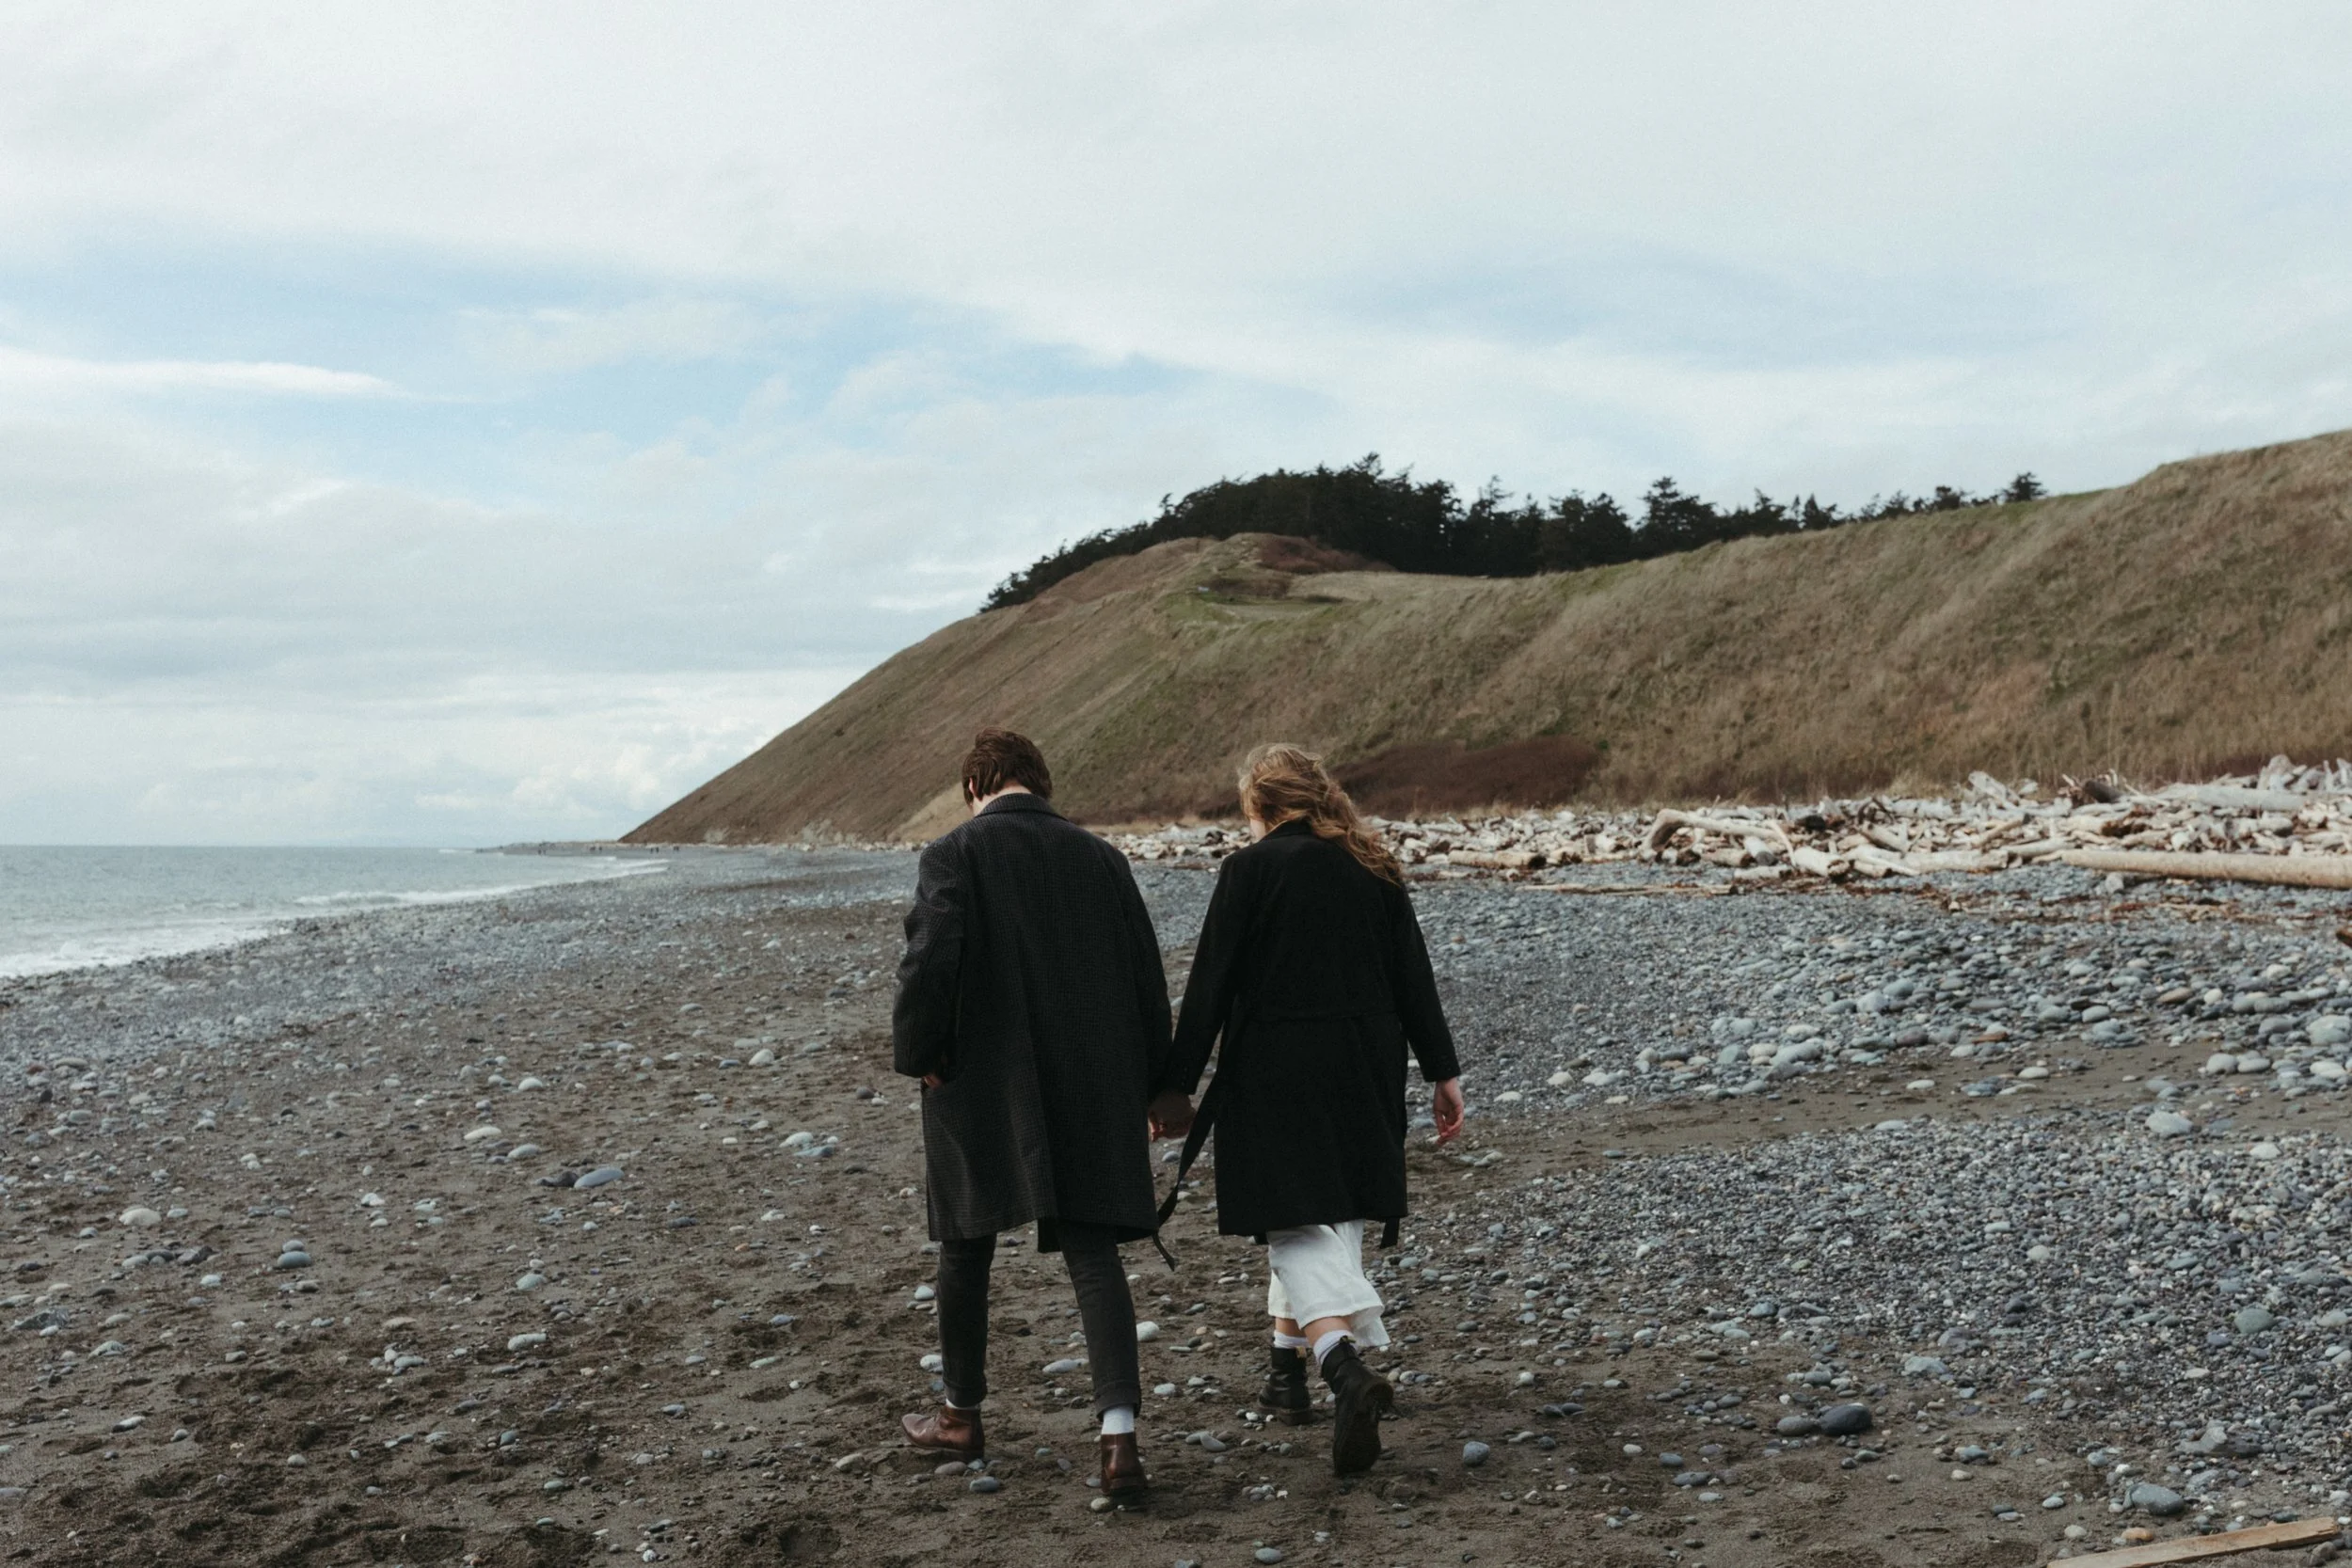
[0,846,664,979]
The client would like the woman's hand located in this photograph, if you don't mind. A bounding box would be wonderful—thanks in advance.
[1431,1077,1466,1144]
[1148,1090,1195,1141]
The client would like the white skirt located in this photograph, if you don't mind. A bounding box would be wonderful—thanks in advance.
[1264,1220,1389,1350]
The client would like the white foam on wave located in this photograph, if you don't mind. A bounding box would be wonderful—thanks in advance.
[0,920,284,980]
[0,853,667,980]
[290,857,666,910]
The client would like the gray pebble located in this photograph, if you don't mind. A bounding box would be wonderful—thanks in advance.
[1461,1441,1491,1467]
[2128,1481,2185,1515]
[1818,1403,1873,1436]
[574,1165,624,1189]
[967,1475,1000,1494]
[273,1251,311,1270]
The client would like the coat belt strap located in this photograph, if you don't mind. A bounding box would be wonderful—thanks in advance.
[1149,1071,1225,1270]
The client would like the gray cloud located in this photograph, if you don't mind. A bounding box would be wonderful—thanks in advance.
[2,3,2349,840]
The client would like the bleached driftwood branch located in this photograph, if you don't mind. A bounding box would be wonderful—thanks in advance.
[2053,1513,2339,1568]
[2059,848,2352,890]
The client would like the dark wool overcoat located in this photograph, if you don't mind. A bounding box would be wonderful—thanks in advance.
[893,792,1172,1248]
[1164,820,1460,1239]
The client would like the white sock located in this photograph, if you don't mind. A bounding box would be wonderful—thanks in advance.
[1272,1331,1310,1351]
[1100,1404,1136,1437]
[946,1396,979,1411]
[1311,1329,1352,1369]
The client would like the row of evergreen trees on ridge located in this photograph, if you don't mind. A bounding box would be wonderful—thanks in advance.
[984,457,2048,610]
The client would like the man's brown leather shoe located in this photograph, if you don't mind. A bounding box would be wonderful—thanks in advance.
[1100,1432,1147,1499]
[901,1403,984,1458]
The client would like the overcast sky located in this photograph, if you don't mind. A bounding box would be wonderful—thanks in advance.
[5,3,2349,845]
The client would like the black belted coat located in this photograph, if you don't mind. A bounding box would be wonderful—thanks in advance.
[893,792,1172,1248]
[1163,820,1459,1240]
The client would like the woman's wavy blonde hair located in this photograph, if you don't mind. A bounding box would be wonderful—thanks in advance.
[1238,743,1401,884]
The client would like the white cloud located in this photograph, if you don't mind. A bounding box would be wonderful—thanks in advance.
[459,298,766,375]
[0,359,1243,839]
[2,10,2344,495]
[0,344,393,399]
[0,668,858,846]
[2,4,2351,840]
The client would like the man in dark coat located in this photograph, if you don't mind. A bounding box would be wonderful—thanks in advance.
[892,728,1171,1498]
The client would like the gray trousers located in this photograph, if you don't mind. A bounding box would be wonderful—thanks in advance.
[935,1222,1142,1417]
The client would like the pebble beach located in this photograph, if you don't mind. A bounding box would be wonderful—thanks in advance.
[3,843,2351,1566]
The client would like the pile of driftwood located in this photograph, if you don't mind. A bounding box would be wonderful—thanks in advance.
[1109,756,2352,891]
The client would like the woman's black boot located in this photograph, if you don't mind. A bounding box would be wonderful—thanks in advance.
[1318,1339,1392,1475]
[1260,1345,1314,1425]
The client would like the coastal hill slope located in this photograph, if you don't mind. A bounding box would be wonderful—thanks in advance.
[628,429,2352,843]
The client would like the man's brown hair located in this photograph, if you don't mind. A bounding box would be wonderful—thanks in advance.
[961,727,1053,802]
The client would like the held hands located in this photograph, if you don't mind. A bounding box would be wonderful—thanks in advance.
[1147,1090,1195,1141]
[1431,1077,1466,1145]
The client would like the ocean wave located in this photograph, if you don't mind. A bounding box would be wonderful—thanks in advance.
[290,858,665,910]
[0,853,667,980]
[0,920,283,980]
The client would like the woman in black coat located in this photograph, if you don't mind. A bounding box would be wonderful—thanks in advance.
[1152,744,1465,1475]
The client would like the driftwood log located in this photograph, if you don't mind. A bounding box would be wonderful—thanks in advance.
[1522,882,1729,898]
[2054,1513,2340,1568]
[2157,783,2308,813]
[1110,756,2352,879]
[2060,848,2352,891]
[1643,810,1792,854]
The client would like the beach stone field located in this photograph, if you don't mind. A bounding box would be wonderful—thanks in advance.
[4,851,2352,1566]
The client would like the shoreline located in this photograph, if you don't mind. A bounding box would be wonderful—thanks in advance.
[0,845,681,989]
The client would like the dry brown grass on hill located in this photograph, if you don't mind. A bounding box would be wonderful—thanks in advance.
[626,428,2352,844]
